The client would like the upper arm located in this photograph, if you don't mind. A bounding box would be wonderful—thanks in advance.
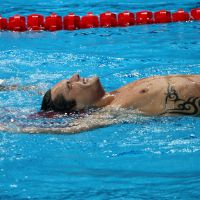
[66,110,118,133]
[0,110,115,134]
[1,108,137,134]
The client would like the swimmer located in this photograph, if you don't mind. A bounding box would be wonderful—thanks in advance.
[35,73,200,133]
[42,73,200,115]
[2,74,200,134]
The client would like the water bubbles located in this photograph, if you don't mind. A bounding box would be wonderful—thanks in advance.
[190,134,196,138]
[0,79,5,84]
[10,184,18,188]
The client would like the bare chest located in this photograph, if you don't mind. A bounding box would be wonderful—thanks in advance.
[110,80,167,112]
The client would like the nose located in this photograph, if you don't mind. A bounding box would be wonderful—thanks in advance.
[69,74,80,82]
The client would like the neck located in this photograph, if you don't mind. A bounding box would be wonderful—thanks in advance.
[92,92,115,108]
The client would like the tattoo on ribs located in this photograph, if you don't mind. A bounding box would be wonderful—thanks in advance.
[164,84,200,115]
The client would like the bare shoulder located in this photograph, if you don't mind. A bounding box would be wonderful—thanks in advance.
[138,74,200,80]
[132,74,200,87]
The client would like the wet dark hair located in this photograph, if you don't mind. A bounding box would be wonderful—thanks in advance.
[41,89,76,113]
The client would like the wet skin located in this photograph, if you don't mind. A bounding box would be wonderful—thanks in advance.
[51,74,200,116]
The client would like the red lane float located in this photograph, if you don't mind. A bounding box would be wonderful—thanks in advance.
[64,13,80,30]
[81,12,99,28]
[45,13,62,31]
[118,11,135,26]
[136,11,154,24]
[172,9,190,22]
[8,15,27,31]
[0,16,7,30]
[100,11,117,27]
[0,8,199,32]
[191,8,200,20]
[27,14,44,31]
[154,10,171,23]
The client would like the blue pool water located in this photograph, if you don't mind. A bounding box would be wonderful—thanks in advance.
[0,0,200,199]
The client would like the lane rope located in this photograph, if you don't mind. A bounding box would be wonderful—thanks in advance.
[0,8,199,32]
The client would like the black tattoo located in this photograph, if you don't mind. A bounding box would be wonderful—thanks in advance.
[164,84,200,115]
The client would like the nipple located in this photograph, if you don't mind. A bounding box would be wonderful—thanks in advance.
[139,88,148,94]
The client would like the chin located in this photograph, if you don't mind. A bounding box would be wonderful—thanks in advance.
[92,76,99,81]
[87,76,99,85]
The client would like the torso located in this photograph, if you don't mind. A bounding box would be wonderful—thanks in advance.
[108,75,200,115]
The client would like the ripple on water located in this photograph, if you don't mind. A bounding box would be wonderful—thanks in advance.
[0,1,200,199]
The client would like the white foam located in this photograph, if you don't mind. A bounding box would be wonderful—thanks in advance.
[0,79,5,84]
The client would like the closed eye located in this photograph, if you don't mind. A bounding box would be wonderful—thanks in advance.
[66,81,72,90]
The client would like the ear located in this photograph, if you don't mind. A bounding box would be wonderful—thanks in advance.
[53,94,76,112]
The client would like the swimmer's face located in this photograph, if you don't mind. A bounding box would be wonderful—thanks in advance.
[51,74,105,110]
